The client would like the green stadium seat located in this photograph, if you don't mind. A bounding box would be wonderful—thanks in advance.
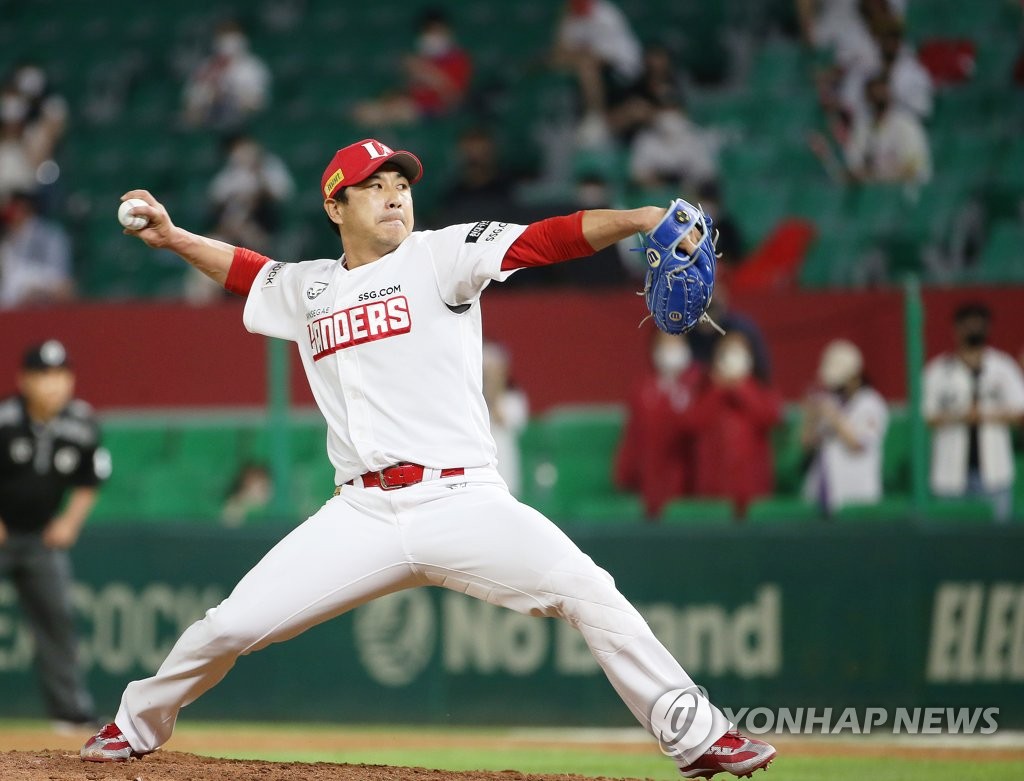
[748,42,808,95]
[746,496,821,524]
[570,494,645,524]
[136,467,227,521]
[90,471,145,522]
[688,89,756,130]
[787,183,848,231]
[882,409,911,494]
[103,427,171,465]
[660,499,735,526]
[974,222,1024,283]
[922,498,997,524]
[537,406,625,520]
[833,497,912,523]
[771,405,806,496]
[1016,453,1024,523]
[290,422,329,464]
[724,181,792,246]
[168,427,243,470]
[799,230,859,288]
[847,185,909,235]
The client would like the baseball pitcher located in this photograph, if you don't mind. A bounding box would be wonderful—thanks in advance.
[82,138,774,779]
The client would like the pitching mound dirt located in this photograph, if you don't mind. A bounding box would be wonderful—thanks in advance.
[1,751,648,781]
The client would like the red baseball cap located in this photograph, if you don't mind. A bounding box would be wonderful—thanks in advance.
[320,138,423,200]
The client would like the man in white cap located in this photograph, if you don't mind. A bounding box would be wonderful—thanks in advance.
[801,339,889,515]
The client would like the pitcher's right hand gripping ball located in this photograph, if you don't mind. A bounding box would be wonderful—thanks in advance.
[117,198,150,230]
[641,199,719,334]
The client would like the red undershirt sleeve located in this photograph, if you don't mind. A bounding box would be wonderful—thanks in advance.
[501,211,596,271]
[225,247,273,296]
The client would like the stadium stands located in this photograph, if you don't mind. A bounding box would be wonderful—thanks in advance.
[0,0,1020,295]
[3,1,1020,526]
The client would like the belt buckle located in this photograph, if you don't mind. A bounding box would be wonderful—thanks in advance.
[378,467,400,491]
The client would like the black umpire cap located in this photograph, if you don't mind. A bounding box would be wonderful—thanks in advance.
[22,339,70,370]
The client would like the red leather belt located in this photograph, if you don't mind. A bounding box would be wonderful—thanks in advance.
[342,463,465,492]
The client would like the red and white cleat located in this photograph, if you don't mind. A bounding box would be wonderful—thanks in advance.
[679,730,777,779]
[80,722,151,762]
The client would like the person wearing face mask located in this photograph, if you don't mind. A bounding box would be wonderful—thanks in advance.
[353,9,472,127]
[0,341,110,732]
[615,331,702,518]
[801,340,888,515]
[687,278,772,384]
[185,134,295,303]
[10,62,68,129]
[628,99,720,194]
[1,62,67,196]
[182,21,270,130]
[923,303,1024,522]
[842,72,931,185]
[680,333,782,517]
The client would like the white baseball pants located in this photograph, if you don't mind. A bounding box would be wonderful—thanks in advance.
[116,469,729,765]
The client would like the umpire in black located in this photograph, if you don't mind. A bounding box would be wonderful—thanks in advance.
[0,340,109,729]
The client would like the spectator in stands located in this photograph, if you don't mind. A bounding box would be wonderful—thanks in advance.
[615,331,701,519]
[434,127,519,226]
[0,82,65,203]
[482,342,529,498]
[184,134,293,303]
[841,15,933,120]
[924,303,1024,522]
[182,21,270,130]
[681,333,781,517]
[801,340,888,515]
[0,89,36,199]
[0,340,108,731]
[628,100,720,194]
[0,190,73,308]
[561,171,633,285]
[207,133,293,250]
[222,462,273,527]
[812,72,931,186]
[607,44,686,143]
[8,61,69,137]
[797,0,904,75]
[695,180,745,268]
[353,9,472,127]
[687,279,771,383]
[5,63,68,212]
[551,0,643,149]
[501,171,633,288]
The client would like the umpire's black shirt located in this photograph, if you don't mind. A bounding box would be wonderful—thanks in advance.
[0,394,110,532]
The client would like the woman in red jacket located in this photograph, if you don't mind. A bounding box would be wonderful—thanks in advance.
[615,331,703,518]
[682,333,782,517]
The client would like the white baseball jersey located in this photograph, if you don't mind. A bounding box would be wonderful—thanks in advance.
[242,220,527,485]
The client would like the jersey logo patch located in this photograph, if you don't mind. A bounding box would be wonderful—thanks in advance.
[306,281,329,300]
[465,221,491,243]
[308,294,412,361]
[263,263,285,288]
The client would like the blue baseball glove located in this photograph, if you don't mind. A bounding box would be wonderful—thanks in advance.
[641,199,721,335]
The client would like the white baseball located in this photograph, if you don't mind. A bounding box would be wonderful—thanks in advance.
[118,198,150,230]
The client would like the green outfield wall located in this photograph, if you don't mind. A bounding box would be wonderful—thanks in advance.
[1,522,1022,729]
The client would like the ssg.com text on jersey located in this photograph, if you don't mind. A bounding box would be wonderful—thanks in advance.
[357,285,402,302]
